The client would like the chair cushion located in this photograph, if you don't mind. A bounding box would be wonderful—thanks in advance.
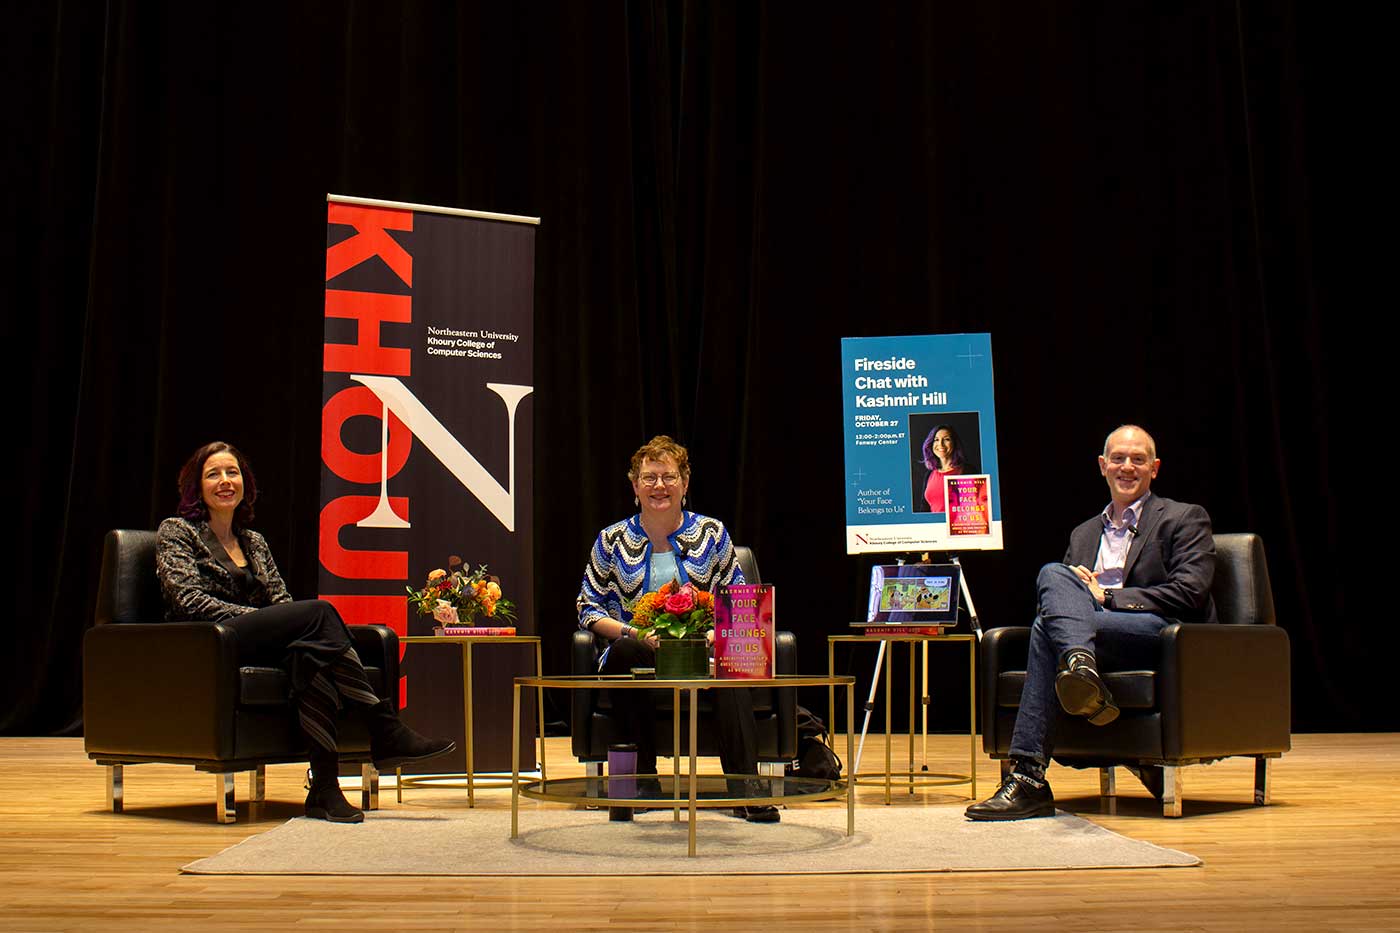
[996,669,1157,710]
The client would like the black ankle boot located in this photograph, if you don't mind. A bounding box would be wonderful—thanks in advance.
[304,762,364,823]
[363,700,457,769]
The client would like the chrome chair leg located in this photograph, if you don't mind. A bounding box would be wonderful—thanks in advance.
[584,761,603,809]
[758,760,785,797]
[1254,757,1272,805]
[107,764,123,813]
[362,763,380,811]
[215,772,237,823]
[1161,765,1183,818]
[249,765,266,802]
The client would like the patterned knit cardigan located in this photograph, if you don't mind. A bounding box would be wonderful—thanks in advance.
[576,511,744,632]
[156,517,293,621]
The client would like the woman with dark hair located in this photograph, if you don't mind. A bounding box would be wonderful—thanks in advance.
[156,441,454,823]
[921,424,966,513]
[576,435,777,823]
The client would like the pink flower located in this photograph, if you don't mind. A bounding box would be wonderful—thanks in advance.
[432,601,459,625]
[664,589,695,614]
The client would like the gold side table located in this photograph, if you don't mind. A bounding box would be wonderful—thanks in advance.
[400,635,544,807]
[828,633,977,804]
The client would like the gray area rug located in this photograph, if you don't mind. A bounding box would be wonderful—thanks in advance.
[182,805,1199,875]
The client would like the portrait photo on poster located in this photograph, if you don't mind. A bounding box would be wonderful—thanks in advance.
[908,412,982,515]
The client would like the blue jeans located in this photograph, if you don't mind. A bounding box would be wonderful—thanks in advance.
[1008,563,1167,763]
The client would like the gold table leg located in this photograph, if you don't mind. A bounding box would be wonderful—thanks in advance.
[884,639,892,805]
[827,640,836,751]
[510,683,520,838]
[463,643,476,808]
[847,682,856,836]
[673,688,682,821]
[535,641,546,783]
[688,687,698,857]
[908,641,916,795]
[968,635,977,799]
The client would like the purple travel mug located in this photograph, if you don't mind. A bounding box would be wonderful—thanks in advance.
[608,743,638,821]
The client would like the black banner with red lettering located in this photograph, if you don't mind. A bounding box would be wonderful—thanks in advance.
[319,196,536,773]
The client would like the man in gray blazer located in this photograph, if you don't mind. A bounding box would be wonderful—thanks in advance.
[966,424,1217,820]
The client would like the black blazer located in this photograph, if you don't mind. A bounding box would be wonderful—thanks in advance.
[1064,493,1218,624]
[156,517,293,621]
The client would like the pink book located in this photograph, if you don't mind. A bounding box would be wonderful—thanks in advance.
[713,584,776,679]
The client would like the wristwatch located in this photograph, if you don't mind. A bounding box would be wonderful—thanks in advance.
[1102,588,1115,609]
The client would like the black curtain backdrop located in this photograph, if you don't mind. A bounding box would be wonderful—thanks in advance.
[11,1,1360,736]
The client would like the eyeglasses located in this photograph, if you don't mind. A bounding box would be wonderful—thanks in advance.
[638,473,682,487]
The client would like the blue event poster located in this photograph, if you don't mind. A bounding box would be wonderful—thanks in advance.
[840,333,1003,553]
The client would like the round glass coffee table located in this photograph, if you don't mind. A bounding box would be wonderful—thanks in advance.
[511,673,857,856]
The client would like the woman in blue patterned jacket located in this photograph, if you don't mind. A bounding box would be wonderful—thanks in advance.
[576,435,777,822]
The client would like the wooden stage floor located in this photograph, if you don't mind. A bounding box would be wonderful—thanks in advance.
[1,733,1397,932]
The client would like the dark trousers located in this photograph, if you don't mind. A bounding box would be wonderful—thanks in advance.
[222,599,355,696]
[601,638,760,776]
[222,599,380,755]
[1009,564,1167,763]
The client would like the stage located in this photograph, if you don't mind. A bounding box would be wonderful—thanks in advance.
[1,733,1395,931]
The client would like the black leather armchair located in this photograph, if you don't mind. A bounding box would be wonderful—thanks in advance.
[569,546,798,776]
[83,529,400,822]
[979,533,1291,816]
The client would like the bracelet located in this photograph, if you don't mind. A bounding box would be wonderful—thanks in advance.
[621,624,634,640]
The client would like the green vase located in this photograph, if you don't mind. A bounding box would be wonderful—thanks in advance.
[655,636,709,680]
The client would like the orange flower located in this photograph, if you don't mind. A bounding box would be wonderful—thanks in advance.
[427,569,447,582]
[630,592,663,628]
[486,582,501,600]
[659,580,677,596]
[695,591,714,609]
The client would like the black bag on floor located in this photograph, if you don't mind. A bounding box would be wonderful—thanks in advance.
[788,706,843,781]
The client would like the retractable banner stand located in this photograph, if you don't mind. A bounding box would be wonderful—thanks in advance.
[841,333,1003,554]
[319,195,537,774]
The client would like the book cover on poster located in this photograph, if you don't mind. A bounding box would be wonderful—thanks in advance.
[946,474,992,537]
[713,584,775,679]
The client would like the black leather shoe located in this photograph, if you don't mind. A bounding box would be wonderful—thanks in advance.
[305,777,364,823]
[1055,664,1120,725]
[727,778,781,823]
[965,772,1055,821]
[733,805,781,823]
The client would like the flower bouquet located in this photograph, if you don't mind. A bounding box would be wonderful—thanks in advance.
[627,580,714,639]
[406,557,516,630]
[628,580,714,678]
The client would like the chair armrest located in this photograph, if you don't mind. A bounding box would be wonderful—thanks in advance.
[349,624,399,707]
[1159,622,1291,759]
[83,622,240,760]
[978,626,1029,747]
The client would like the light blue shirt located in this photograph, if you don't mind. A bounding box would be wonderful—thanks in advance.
[1093,494,1149,589]
[648,550,681,592]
